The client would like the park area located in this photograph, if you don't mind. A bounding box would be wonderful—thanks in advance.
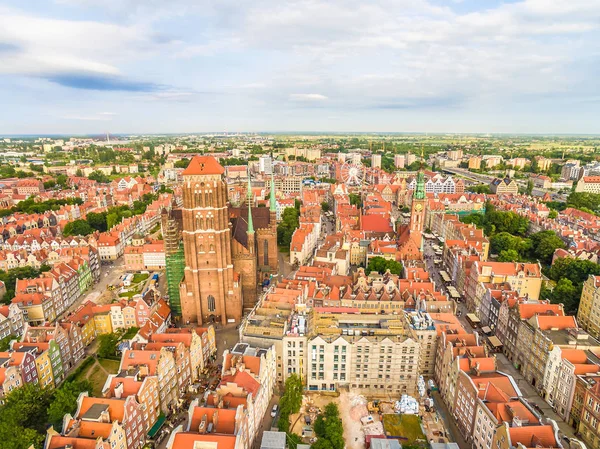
[69,356,121,396]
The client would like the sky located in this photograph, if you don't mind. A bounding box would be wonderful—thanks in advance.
[1,0,600,135]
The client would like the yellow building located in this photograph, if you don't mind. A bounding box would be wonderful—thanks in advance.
[468,156,482,170]
[67,302,97,346]
[93,308,113,335]
[32,347,54,388]
[490,177,519,195]
[577,275,600,339]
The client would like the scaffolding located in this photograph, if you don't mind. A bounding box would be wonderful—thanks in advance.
[165,245,184,317]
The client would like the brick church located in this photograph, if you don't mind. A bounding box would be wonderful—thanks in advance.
[175,155,278,325]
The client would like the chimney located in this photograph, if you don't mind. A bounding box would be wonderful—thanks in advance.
[114,382,124,399]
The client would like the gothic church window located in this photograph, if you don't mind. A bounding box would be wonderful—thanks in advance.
[264,239,269,266]
[207,295,216,312]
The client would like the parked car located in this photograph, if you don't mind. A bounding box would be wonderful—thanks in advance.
[271,405,278,417]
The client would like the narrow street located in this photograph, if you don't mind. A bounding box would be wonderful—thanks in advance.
[426,236,577,443]
[495,354,577,440]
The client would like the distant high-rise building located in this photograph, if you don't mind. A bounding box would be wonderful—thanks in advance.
[394,154,405,169]
[259,155,273,174]
[406,153,416,166]
[447,149,463,161]
[468,156,482,170]
[371,154,382,169]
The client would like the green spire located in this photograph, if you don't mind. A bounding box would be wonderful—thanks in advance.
[247,171,254,234]
[269,171,276,212]
[414,171,426,200]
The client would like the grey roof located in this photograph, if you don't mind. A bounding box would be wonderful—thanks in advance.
[82,403,109,420]
[260,431,287,449]
[371,439,402,449]
[431,443,460,449]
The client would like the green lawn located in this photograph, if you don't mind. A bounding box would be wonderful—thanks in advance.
[69,357,121,396]
[121,327,140,340]
[98,358,121,373]
[383,414,427,444]
[132,273,149,284]
[119,290,140,299]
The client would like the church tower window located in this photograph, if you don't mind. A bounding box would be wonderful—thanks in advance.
[207,295,216,312]
[264,239,269,266]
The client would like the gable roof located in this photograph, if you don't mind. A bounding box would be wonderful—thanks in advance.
[182,156,225,176]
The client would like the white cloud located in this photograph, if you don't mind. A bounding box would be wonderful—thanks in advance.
[3,0,600,132]
[0,6,172,79]
[290,93,329,101]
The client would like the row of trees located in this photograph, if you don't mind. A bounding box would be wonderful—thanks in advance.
[460,202,529,237]
[0,379,92,449]
[277,207,300,248]
[0,197,83,217]
[565,192,600,215]
[63,193,159,237]
[276,375,303,449]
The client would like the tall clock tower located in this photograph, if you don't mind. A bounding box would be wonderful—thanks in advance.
[410,170,427,238]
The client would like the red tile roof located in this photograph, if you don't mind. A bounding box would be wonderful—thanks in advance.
[182,156,225,176]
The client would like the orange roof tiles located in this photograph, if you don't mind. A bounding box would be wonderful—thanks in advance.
[189,407,237,434]
[78,396,125,422]
[518,303,563,320]
[535,315,577,330]
[560,349,588,364]
[220,370,260,396]
[508,425,558,448]
[170,433,237,449]
[182,156,225,176]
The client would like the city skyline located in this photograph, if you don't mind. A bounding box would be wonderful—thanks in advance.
[1,0,600,134]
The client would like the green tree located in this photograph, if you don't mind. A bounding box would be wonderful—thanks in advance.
[349,193,362,208]
[107,212,120,230]
[0,335,12,351]
[312,439,334,449]
[62,219,94,237]
[48,380,92,431]
[366,256,403,275]
[86,211,108,232]
[75,168,83,177]
[549,210,558,219]
[88,170,109,183]
[97,333,120,359]
[56,174,68,188]
[312,403,344,449]
[529,230,565,265]
[0,266,44,303]
[43,180,56,190]
[548,278,579,313]
[566,192,600,213]
[498,249,520,262]
[0,382,53,448]
[321,202,330,213]
[526,179,534,196]
[277,207,300,248]
[174,158,190,168]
